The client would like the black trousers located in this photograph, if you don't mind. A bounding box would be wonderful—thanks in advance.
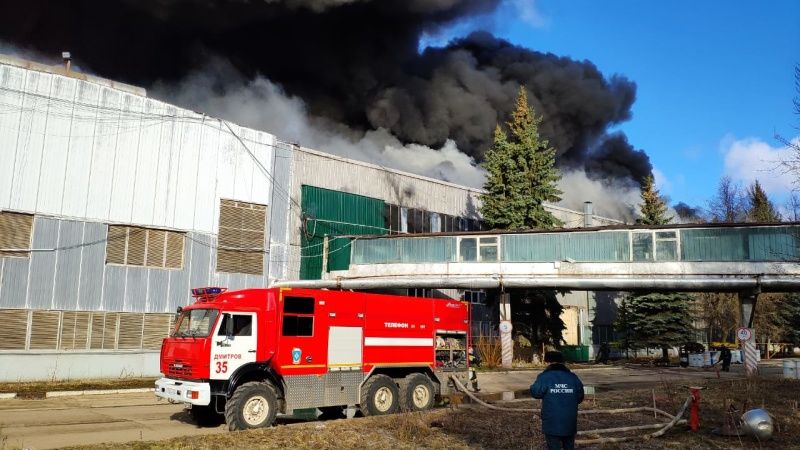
[545,434,575,450]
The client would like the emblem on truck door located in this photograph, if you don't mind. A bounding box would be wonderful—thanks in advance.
[292,347,302,364]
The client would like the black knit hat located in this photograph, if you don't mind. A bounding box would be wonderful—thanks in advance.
[544,351,565,363]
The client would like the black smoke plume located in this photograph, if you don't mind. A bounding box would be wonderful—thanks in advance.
[0,0,652,185]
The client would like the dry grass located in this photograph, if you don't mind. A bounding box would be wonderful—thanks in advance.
[65,378,800,450]
[0,377,156,397]
[66,413,471,450]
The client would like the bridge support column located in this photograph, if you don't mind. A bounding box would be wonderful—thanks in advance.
[738,290,758,328]
[499,293,513,369]
[737,290,760,376]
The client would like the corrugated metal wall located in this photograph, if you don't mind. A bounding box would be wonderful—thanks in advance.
[0,216,220,312]
[299,186,386,280]
[681,226,800,261]
[352,237,457,264]
[0,62,274,235]
[503,231,630,262]
[266,142,294,283]
[0,60,297,316]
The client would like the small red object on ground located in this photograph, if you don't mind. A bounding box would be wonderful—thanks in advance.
[689,386,702,432]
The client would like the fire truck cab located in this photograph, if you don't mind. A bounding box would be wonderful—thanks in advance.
[155,287,471,430]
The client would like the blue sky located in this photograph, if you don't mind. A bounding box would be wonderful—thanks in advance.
[423,1,800,210]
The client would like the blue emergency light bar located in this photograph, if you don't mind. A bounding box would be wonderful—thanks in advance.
[191,286,227,301]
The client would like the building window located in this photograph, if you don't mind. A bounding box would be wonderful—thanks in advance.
[430,213,441,233]
[408,288,433,297]
[463,290,487,304]
[458,236,499,262]
[282,296,314,337]
[631,232,653,261]
[443,215,456,232]
[384,203,481,235]
[217,199,267,275]
[459,237,477,262]
[0,211,33,258]
[655,231,678,261]
[478,237,499,261]
[106,225,184,269]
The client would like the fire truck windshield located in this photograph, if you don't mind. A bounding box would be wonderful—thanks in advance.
[173,308,219,337]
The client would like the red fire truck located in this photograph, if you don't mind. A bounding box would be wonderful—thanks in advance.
[155,287,471,430]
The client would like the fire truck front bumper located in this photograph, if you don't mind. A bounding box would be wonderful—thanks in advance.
[155,377,211,406]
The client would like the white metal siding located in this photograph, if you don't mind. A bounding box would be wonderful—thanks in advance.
[0,63,276,235]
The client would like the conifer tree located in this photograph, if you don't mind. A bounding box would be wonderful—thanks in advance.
[638,175,672,225]
[779,293,800,347]
[481,86,562,230]
[613,297,635,358]
[746,180,781,222]
[620,292,696,360]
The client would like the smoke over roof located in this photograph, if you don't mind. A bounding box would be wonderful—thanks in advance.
[0,0,652,190]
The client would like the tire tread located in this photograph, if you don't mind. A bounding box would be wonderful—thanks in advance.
[225,381,277,431]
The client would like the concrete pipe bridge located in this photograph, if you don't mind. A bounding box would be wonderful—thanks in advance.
[277,222,800,331]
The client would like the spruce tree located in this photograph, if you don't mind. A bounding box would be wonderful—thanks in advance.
[779,293,800,347]
[638,175,672,225]
[613,297,635,358]
[746,180,781,222]
[622,292,696,360]
[481,86,562,230]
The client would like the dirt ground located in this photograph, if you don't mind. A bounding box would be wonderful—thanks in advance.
[56,377,800,450]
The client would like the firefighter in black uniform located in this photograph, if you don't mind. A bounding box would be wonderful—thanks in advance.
[468,347,481,391]
[720,346,732,372]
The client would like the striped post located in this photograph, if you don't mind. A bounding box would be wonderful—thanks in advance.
[500,320,513,369]
[499,294,513,369]
[742,340,759,376]
[737,327,758,376]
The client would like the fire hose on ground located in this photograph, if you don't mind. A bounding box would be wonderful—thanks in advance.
[449,376,691,445]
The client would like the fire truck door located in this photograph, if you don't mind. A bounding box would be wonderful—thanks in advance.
[210,313,257,380]
[327,326,363,370]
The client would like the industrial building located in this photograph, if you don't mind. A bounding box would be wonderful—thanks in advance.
[0,54,622,380]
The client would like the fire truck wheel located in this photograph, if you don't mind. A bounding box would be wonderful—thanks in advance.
[225,381,278,430]
[359,374,399,416]
[399,373,435,412]
[189,405,223,426]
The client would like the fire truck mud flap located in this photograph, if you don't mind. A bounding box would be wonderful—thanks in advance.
[155,377,212,406]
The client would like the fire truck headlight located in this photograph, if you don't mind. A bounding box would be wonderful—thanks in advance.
[187,390,199,400]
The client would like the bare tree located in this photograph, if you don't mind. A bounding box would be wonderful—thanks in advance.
[776,64,800,188]
[785,192,800,221]
[694,293,738,344]
[707,176,747,223]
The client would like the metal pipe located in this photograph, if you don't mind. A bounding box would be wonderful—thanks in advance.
[583,201,593,228]
[273,275,800,292]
